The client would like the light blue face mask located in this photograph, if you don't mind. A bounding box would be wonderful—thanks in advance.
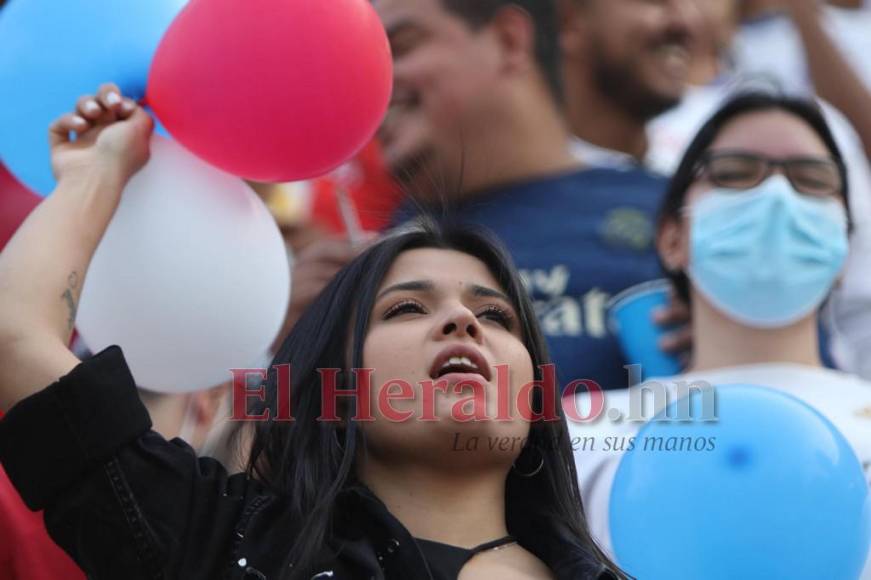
[688,174,849,328]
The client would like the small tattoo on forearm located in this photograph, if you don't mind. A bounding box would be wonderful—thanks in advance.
[62,270,79,331]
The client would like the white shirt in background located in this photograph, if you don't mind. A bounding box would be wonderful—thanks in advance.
[732,7,871,95]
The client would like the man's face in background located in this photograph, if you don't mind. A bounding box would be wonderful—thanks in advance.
[374,0,510,193]
[565,0,700,121]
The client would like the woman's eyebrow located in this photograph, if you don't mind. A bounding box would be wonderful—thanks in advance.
[469,284,510,303]
[376,280,434,302]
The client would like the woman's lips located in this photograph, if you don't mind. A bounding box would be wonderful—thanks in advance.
[429,344,492,382]
[436,371,489,388]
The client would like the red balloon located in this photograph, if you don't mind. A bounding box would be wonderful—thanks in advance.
[0,163,41,251]
[147,0,393,182]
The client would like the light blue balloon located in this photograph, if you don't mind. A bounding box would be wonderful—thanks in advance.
[0,0,186,195]
[610,384,870,580]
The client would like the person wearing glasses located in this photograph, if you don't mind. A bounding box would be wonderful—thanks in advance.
[647,0,871,380]
[569,93,871,562]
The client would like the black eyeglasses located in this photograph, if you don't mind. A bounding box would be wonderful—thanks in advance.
[694,151,845,198]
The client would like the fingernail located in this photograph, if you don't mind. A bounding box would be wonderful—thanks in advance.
[121,99,135,112]
[84,100,100,114]
[106,92,121,106]
[71,115,87,127]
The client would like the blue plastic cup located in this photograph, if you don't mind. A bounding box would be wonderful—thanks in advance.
[608,279,683,381]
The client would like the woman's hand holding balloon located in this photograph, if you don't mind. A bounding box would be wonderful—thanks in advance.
[0,84,154,410]
[49,83,153,195]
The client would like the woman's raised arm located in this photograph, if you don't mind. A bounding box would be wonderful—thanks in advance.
[0,83,152,411]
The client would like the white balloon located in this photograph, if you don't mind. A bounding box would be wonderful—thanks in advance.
[77,137,290,392]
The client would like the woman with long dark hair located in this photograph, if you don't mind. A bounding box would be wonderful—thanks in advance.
[0,85,621,579]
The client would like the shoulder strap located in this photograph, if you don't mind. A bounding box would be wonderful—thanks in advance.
[468,535,516,556]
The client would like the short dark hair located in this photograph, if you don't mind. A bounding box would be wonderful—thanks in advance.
[658,92,851,303]
[441,0,563,102]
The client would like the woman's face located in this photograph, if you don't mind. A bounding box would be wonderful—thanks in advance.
[659,109,845,273]
[358,248,535,469]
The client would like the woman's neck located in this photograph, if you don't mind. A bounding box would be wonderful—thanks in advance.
[689,291,822,372]
[358,458,510,548]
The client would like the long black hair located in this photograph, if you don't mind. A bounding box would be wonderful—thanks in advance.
[245,220,622,579]
[657,92,851,302]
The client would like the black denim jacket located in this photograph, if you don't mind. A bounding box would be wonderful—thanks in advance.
[0,347,617,580]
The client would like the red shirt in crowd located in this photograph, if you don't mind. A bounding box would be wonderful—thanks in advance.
[0,459,85,579]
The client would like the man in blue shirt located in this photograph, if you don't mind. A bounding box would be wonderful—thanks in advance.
[375,0,670,391]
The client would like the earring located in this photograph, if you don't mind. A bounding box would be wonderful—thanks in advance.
[512,447,544,478]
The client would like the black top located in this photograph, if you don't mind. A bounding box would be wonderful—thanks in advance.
[0,346,619,579]
[417,535,516,580]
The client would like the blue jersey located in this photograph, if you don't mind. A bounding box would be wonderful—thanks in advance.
[392,168,668,391]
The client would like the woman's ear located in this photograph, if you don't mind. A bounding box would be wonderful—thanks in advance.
[832,257,850,290]
[657,218,689,273]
